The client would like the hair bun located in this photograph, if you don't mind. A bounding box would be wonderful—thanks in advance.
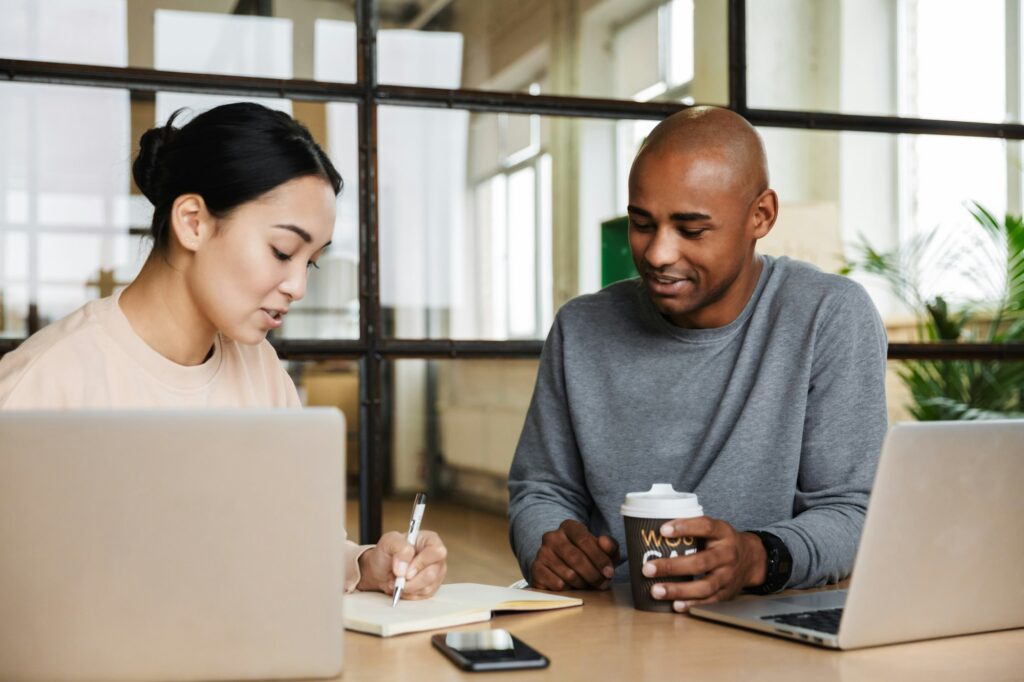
[132,119,180,205]
[134,103,341,256]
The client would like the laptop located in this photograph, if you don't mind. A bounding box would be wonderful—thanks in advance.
[690,420,1024,649]
[0,409,346,681]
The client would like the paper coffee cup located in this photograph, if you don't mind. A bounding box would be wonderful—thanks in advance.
[620,484,705,612]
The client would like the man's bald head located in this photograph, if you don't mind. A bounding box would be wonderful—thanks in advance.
[632,106,769,201]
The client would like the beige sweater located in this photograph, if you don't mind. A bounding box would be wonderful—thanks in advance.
[0,292,371,591]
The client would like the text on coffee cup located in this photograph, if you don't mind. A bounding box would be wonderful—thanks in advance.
[639,529,698,563]
[639,528,695,548]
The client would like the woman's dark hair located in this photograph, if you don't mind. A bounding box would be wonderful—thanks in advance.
[132,102,343,254]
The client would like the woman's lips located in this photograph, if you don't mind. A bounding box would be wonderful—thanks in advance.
[260,308,285,329]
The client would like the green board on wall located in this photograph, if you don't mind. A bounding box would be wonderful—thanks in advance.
[601,215,638,287]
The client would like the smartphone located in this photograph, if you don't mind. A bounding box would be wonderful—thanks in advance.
[431,629,549,671]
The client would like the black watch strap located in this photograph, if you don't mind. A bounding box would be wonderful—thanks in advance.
[745,530,793,595]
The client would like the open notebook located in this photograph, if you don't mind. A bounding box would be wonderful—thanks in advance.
[344,583,583,637]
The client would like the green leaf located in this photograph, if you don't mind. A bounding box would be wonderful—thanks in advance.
[925,297,964,341]
[848,202,1024,421]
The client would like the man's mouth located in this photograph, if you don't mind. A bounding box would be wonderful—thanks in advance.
[644,272,695,295]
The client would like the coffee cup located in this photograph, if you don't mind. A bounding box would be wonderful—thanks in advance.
[620,484,705,612]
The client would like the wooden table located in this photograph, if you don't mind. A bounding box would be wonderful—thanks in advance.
[333,585,1024,681]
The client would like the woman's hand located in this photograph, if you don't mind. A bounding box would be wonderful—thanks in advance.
[356,529,447,599]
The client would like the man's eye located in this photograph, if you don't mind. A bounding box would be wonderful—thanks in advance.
[680,228,707,238]
[272,247,291,262]
[630,221,654,231]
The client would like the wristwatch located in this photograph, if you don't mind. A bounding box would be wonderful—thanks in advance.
[745,530,793,595]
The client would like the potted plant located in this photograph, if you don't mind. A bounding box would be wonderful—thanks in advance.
[842,202,1024,420]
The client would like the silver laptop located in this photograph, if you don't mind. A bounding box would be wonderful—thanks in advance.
[0,409,346,681]
[690,420,1024,649]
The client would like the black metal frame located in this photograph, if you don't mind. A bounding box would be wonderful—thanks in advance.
[355,0,383,545]
[3,0,1024,542]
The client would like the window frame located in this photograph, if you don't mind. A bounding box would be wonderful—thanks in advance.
[1,0,1023,543]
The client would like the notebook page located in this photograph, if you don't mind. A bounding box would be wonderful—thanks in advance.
[344,590,488,636]
[437,583,582,610]
[344,583,581,636]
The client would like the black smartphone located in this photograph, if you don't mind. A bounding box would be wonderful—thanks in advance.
[431,629,549,672]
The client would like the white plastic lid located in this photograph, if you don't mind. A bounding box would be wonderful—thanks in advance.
[620,484,703,519]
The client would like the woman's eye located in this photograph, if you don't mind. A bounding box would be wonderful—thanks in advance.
[272,247,291,262]
[307,260,321,271]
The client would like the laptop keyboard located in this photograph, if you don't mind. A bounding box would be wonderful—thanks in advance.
[761,607,843,635]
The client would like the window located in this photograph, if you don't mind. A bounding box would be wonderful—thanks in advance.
[467,103,552,340]
[613,0,697,214]
[899,0,1012,304]
[2,0,1020,544]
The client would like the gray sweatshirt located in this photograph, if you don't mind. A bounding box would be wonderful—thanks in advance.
[507,255,888,589]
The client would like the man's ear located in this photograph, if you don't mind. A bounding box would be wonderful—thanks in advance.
[750,189,779,240]
[169,193,214,253]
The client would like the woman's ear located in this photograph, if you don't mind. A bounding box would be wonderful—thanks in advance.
[169,193,213,253]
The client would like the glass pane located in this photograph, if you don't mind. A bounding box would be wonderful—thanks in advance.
[0,81,137,335]
[0,82,359,339]
[0,0,127,67]
[747,0,1012,123]
[887,360,1024,423]
[381,106,637,340]
[758,127,1012,323]
[282,357,362,537]
[290,355,360,465]
[0,285,27,336]
[507,166,537,337]
[377,105,1019,342]
[0,0,358,83]
[378,0,729,104]
[387,358,532,584]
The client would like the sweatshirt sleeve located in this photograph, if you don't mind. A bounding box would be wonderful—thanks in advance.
[507,313,594,581]
[0,344,81,410]
[344,539,375,593]
[758,284,889,589]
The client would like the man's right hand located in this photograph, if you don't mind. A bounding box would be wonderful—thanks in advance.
[530,520,619,591]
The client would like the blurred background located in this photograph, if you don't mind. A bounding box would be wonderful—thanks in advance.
[2,0,1022,582]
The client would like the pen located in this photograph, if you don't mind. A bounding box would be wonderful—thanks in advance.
[391,492,427,607]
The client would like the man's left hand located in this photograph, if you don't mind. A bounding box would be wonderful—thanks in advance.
[640,516,767,612]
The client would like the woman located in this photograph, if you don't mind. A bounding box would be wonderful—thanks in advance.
[0,102,446,599]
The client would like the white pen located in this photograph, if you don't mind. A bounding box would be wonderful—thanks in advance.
[391,492,427,607]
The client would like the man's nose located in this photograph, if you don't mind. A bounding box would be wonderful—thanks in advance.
[644,226,682,270]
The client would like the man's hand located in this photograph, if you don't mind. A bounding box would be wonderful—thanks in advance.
[357,530,447,600]
[530,520,619,591]
[641,516,766,612]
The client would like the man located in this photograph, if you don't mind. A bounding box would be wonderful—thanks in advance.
[507,106,887,612]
